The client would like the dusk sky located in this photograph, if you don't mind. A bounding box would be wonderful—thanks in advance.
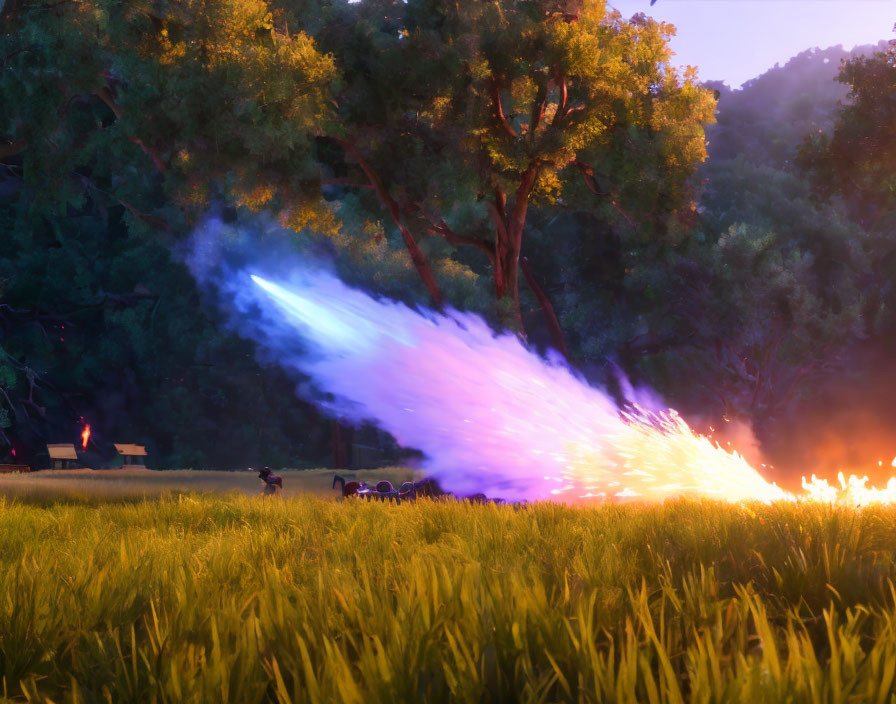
[608,0,896,88]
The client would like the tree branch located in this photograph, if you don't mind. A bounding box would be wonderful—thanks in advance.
[491,80,518,139]
[485,201,509,243]
[119,199,170,232]
[508,165,539,239]
[520,256,569,361]
[72,172,169,232]
[93,85,122,118]
[94,84,167,173]
[558,75,568,117]
[20,396,45,418]
[425,218,496,267]
[550,75,579,128]
[328,136,444,307]
[127,137,166,174]
[575,159,635,227]
[321,177,374,189]
[98,289,159,308]
[0,288,157,328]
[494,185,507,221]
[529,75,548,136]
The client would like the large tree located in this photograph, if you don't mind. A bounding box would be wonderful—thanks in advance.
[798,36,896,231]
[798,31,896,340]
[304,0,716,335]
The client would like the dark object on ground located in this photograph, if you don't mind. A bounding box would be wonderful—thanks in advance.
[258,466,283,496]
[414,477,448,499]
[333,474,509,505]
[333,474,363,498]
[335,476,418,504]
[465,493,489,504]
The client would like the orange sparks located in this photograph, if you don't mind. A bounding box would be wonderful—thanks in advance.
[545,407,896,507]
[81,424,91,450]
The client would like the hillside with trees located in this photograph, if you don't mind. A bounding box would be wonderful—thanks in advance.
[705,42,889,169]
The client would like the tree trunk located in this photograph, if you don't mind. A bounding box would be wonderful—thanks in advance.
[520,256,569,361]
[490,166,538,333]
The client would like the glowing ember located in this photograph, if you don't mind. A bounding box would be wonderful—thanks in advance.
[81,424,91,450]
[229,272,893,506]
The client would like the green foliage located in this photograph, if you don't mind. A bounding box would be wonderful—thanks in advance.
[797,41,896,343]
[4,494,896,701]
[798,45,896,221]
[629,160,867,429]
[0,1,349,466]
[302,0,715,325]
[0,202,336,467]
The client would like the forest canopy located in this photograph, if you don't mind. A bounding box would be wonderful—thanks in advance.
[0,1,893,478]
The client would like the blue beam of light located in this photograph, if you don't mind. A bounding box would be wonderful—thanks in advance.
[250,274,373,352]
[250,273,417,352]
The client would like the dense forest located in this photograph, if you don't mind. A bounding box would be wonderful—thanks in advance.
[0,1,893,480]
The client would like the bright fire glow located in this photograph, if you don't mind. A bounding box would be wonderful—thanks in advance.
[242,273,892,506]
[81,424,91,450]
[802,473,896,505]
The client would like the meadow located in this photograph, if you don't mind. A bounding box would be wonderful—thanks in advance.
[3,472,896,702]
[0,468,417,502]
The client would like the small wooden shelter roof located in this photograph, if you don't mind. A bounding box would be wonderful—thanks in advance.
[114,443,147,457]
[47,444,78,460]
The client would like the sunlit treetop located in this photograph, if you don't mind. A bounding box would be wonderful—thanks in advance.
[287,0,716,329]
[1,0,714,335]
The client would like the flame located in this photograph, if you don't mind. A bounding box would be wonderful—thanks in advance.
[81,424,91,450]
[801,473,896,505]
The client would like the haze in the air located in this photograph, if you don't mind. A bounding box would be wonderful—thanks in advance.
[608,0,895,87]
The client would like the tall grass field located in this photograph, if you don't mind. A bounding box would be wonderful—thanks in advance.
[3,471,896,702]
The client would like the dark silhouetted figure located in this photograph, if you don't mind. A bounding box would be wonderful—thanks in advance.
[259,466,283,496]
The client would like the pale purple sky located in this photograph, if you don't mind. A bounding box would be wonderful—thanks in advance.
[608,0,895,87]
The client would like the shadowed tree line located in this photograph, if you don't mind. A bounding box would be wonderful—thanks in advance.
[0,1,893,475]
